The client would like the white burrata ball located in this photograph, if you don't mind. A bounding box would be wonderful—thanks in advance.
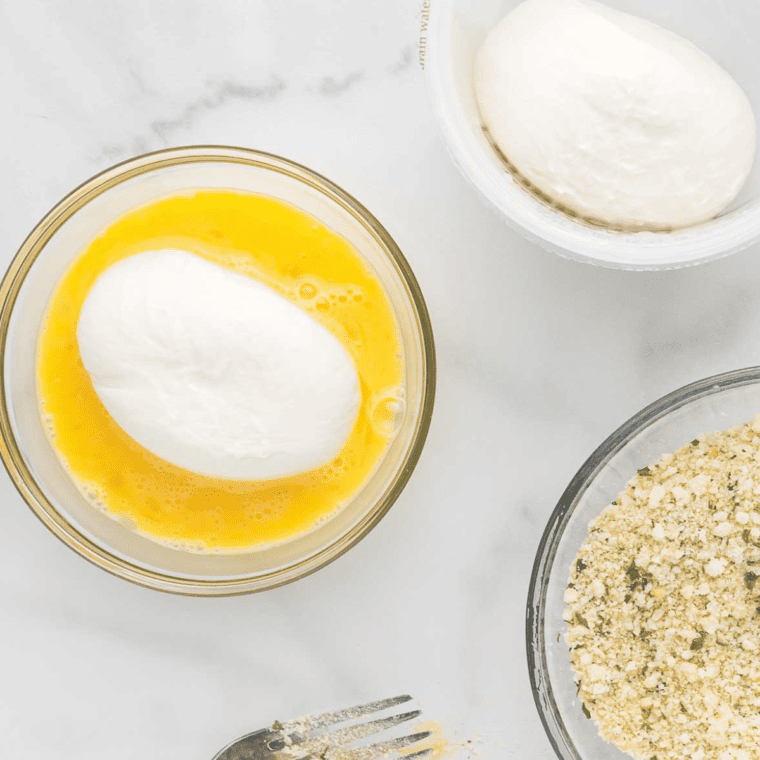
[76,249,360,480]
[474,0,756,230]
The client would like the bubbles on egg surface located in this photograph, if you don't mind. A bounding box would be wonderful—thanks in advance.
[160,537,206,554]
[81,482,108,511]
[319,455,352,483]
[293,274,367,317]
[296,278,370,358]
[298,282,317,300]
[309,491,352,529]
[368,388,406,437]
[238,489,289,525]
[43,413,57,438]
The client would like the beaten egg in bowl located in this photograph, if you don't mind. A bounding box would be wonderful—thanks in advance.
[37,190,404,552]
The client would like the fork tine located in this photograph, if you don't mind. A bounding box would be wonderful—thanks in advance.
[367,730,432,753]
[318,710,422,746]
[398,749,434,759]
[284,695,414,731]
[327,736,434,760]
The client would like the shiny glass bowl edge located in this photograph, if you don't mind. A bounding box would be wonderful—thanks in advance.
[526,366,760,759]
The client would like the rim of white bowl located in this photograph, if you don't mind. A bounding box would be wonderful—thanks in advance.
[425,0,760,271]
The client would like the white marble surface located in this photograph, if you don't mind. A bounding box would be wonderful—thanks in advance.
[4,1,760,758]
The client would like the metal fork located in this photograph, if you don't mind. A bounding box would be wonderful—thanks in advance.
[212,695,432,760]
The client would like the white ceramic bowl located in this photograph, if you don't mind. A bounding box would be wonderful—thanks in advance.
[426,0,760,270]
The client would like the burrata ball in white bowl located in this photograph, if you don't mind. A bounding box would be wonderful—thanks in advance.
[425,0,760,270]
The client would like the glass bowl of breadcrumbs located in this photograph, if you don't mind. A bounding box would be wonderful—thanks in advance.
[527,367,760,760]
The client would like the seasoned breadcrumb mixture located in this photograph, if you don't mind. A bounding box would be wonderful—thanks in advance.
[565,414,760,760]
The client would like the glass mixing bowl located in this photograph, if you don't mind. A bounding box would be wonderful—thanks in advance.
[0,146,436,595]
[426,0,760,269]
[527,366,760,759]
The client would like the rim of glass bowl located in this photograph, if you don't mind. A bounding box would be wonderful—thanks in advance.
[526,365,760,759]
[0,145,436,596]
[425,0,760,271]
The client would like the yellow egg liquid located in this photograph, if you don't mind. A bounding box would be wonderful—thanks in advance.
[37,191,404,552]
